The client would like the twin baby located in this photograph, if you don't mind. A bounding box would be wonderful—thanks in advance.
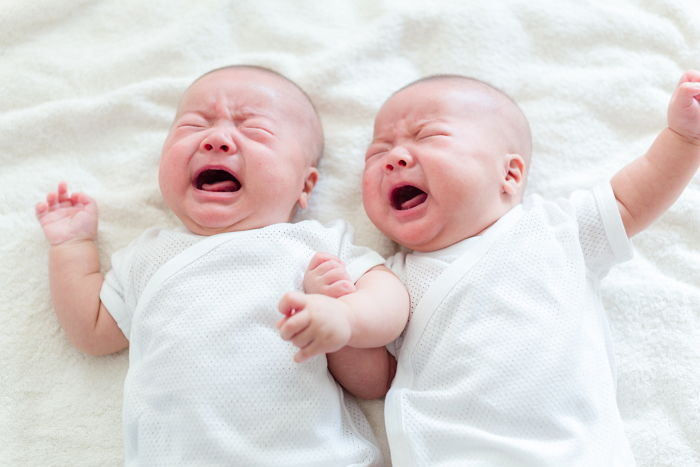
[36,65,700,466]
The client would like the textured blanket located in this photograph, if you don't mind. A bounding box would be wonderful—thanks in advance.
[2,1,699,465]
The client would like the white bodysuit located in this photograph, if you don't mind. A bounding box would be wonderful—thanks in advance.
[100,220,384,467]
[385,184,636,467]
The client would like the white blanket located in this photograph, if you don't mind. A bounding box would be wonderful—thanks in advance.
[2,1,699,465]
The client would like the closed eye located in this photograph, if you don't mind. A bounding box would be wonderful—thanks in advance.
[417,131,449,141]
[415,122,451,140]
[238,115,275,140]
[365,150,387,161]
[242,126,274,136]
[241,126,274,143]
[176,117,209,130]
[365,144,390,161]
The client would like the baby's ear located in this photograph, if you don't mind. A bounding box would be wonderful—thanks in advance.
[501,154,526,197]
[297,167,319,209]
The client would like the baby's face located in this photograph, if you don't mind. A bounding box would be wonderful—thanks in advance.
[159,68,318,235]
[363,80,519,251]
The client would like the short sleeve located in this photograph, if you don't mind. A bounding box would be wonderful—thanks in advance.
[329,220,386,282]
[384,251,408,358]
[99,239,139,339]
[568,183,633,278]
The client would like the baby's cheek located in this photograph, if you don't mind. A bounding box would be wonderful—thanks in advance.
[364,194,385,218]
[361,173,379,203]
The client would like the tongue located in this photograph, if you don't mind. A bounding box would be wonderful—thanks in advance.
[401,193,427,210]
[202,180,238,192]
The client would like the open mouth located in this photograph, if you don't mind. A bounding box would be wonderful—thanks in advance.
[194,169,241,192]
[391,185,428,210]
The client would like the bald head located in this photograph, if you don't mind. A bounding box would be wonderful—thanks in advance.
[186,65,324,165]
[396,75,532,164]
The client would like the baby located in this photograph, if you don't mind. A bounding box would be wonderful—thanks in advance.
[306,72,700,466]
[35,65,408,466]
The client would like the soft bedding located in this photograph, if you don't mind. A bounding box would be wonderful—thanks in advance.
[1,1,699,465]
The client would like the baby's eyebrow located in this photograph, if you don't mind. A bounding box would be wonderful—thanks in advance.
[178,111,208,119]
[369,134,393,146]
[236,109,287,129]
[413,117,446,129]
[371,122,401,143]
[371,117,446,142]
[232,108,271,119]
[179,107,277,124]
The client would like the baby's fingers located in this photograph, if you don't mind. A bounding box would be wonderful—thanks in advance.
[278,291,308,317]
[678,81,700,104]
[45,191,70,210]
[307,252,341,272]
[57,182,70,203]
[324,280,356,298]
[35,202,49,219]
[314,259,347,277]
[320,265,353,285]
[278,311,311,341]
[673,71,700,109]
[294,342,319,363]
[678,70,700,86]
[290,326,317,353]
[293,334,341,363]
[44,182,81,209]
[71,192,83,205]
[46,191,58,207]
[292,329,330,363]
[72,192,96,208]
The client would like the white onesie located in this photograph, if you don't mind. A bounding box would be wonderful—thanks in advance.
[100,220,384,467]
[385,184,636,467]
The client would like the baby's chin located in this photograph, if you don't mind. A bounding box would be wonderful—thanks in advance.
[180,217,235,236]
[380,227,434,252]
[387,225,467,253]
[176,208,245,236]
[178,207,296,236]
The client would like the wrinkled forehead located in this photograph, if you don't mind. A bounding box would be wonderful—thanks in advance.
[376,79,523,135]
[376,81,485,128]
[178,68,307,120]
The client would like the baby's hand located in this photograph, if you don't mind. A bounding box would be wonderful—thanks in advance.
[35,182,98,246]
[276,292,353,363]
[303,252,356,298]
[668,70,700,144]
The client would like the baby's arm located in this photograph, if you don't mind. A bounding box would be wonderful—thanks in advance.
[35,182,127,355]
[298,253,399,399]
[277,257,408,363]
[326,345,398,400]
[612,71,700,237]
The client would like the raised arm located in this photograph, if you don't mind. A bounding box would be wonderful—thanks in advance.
[35,182,128,356]
[612,71,700,237]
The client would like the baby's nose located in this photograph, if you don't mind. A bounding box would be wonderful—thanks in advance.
[384,147,413,172]
[203,142,230,152]
[201,131,236,154]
